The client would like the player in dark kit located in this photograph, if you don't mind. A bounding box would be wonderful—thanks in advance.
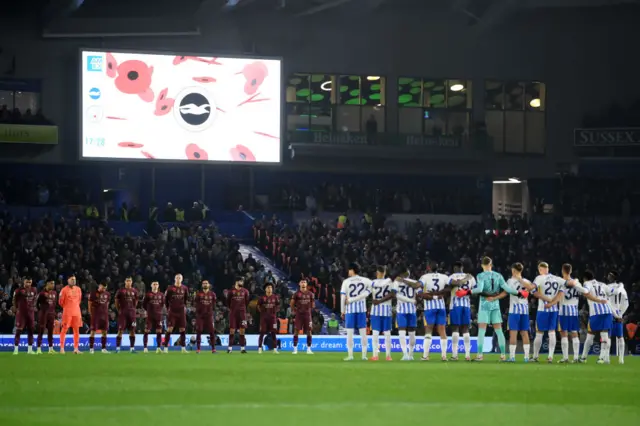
[194,280,217,354]
[13,277,38,355]
[143,281,165,354]
[89,282,111,354]
[291,279,315,355]
[36,279,57,354]
[258,282,280,354]
[227,276,250,353]
[115,276,139,353]
[164,273,190,353]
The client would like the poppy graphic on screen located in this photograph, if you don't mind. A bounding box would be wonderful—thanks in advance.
[173,87,217,132]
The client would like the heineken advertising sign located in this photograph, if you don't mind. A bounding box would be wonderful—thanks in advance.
[289,131,461,148]
[0,124,59,144]
[574,128,640,147]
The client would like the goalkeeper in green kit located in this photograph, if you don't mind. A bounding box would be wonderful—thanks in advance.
[468,257,520,361]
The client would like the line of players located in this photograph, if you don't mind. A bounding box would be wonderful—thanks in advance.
[12,272,318,355]
[341,260,629,364]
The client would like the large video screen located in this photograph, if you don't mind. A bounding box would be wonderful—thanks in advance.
[80,50,282,163]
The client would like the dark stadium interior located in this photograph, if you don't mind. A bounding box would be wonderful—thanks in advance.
[1,0,640,424]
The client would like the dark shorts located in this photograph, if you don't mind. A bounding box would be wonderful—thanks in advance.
[294,312,312,334]
[38,314,55,331]
[260,315,278,333]
[118,311,137,331]
[16,311,35,330]
[167,312,186,330]
[91,314,109,332]
[229,310,247,330]
[196,316,215,334]
[146,316,163,331]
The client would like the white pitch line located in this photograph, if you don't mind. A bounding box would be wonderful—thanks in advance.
[1,402,635,412]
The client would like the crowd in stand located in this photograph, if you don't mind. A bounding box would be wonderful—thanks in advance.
[0,212,303,335]
[253,213,640,348]
[0,105,51,125]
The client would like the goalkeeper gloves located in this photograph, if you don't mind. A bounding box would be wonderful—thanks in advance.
[455,289,469,298]
[517,290,529,299]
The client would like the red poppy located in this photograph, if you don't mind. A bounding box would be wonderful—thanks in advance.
[141,151,155,159]
[118,142,144,148]
[106,52,117,78]
[172,56,189,65]
[186,143,208,160]
[192,76,217,83]
[114,60,155,102]
[106,116,126,120]
[154,88,175,116]
[240,61,268,95]
[230,144,256,162]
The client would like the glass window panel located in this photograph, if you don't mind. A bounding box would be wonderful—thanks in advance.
[525,112,545,153]
[397,77,421,107]
[309,74,333,132]
[336,105,361,132]
[505,111,525,153]
[485,81,504,110]
[485,111,504,152]
[423,110,446,136]
[339,75,361,105]
[423,79,446,108]
[14,91,39,114]
[448,111,470,136]
[505,81,524,111]
[525,82,545,111]
[0,90,14,114]
[399,107,422,134]
[286,102,310,131]
[361,106,385,133]
[447,79,471,110]
[286,74,310,131]
[362,76,383,107]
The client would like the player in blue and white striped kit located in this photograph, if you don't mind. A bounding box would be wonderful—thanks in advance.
[393,265,421,361]
[579,270,615,364]
[419,263,451,361]
[370,266,394,361]
[341,263,372,361]
[607,271,629,364]
[531,262,564,362]
[505,263,536,362]
[448,261,476,361]
[551,264,588,363]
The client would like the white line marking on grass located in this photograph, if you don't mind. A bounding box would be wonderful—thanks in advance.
[2,402,636,412]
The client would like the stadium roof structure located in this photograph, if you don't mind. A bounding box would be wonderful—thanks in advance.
[3,0,639,37]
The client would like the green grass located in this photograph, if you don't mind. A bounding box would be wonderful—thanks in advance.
[0,353,638,426]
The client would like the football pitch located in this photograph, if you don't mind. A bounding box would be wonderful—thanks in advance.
[0,353,638,426]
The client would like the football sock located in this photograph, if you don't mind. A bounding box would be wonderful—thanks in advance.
[523,344,530,360]
[258,334,264,348]
[270,332,276,349]
[440,336,448,358]
[548,333,556,358]
[477,328,486,355]
[306,334,312,348]
[599,331,609,361]
[359,328,367,356]
[581,333,594,359]
[180,331,186,347]
[495,329,506,356]
[89,335,95,349]
[463,332,471,358]
[346,329,354,357]
[293,334,299,348]
[372,330,380,357]
[196,333,202,350]
[533,333,543,358]
[73,328,80,350]
[143,333,148,348]
[384,332,391,357]
[129,335,135,348]
[561,337,569,359]
[37,329,43,348]
[617,337,625,363]
[398,330,407,355]
[572,337,580,360]
[408,331,416,357]
[14,330,21,347]
[423,334,432,358]
[27,330,34,346]
[116,335,122,349]
[452,332,460,358]
[509,344,516,359]
[228,333,234,349]
[60,330,67,349]
[101,334,107,349]
[164,332,171,348]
